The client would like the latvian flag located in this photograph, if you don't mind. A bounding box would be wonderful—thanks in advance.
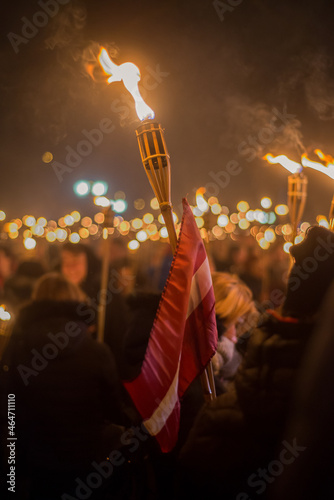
[123,199,218,453]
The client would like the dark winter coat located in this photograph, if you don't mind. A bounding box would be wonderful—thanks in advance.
[178,311,316,498]
[1,300,126,478]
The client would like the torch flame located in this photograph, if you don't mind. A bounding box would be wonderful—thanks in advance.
[0,304,11,321]
[301,153,334,179]
[196,188,209,212]
[98,47,155,121]
[263,154,302,174]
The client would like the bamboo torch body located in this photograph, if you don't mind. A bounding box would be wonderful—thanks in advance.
[136,120,216,401]
[287,173,308,244]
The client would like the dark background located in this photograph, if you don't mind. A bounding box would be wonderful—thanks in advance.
[0,0,333,220]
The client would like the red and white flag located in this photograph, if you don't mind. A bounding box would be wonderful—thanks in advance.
[123,199,218,452]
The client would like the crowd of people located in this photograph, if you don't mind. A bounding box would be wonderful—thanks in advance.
[0,227,333,499]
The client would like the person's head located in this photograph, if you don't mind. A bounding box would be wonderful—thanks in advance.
[110,257,136,296]
[60,243,88,286]
[32,272,87,302]
[283,226,334,319]
[212,272,258,342]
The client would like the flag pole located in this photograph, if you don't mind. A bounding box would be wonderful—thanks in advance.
[97,206,114,343]
[136,120,216,401]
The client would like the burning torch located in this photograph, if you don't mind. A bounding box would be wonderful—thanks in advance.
[263,154,308,243]
[301,150,334,231]
[98,47,215,400]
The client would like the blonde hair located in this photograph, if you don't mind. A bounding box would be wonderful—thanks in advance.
[212,272,258,331]
[32,272,88,302]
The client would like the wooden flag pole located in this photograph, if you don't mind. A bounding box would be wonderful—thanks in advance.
[97,206,114,343]
[136,120,216,402]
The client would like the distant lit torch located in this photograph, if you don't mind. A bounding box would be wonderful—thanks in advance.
[263,154,308,242]
[301,150,334,231]
[98,47,215,400]
[0,305,12,357]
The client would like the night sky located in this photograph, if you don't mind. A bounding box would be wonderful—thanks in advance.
[1,0,334,220]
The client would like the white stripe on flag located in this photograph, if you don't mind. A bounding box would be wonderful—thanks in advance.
[143,256,213,437]
[187,256,212,319]
[143,361,180,436]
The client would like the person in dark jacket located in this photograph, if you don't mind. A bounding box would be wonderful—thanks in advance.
[3,260,45,313]
[178,226,334,499]
[271,278,334,500]
[0,273,130,500]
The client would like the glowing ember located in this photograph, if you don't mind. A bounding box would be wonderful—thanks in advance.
[263,154,302,174]
[98,47,155,121]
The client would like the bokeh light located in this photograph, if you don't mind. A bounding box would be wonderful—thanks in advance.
[136,230,148,242]
[69,232,80,243]
[128,240,140,250]
[24,238,36,250]
[237,201,250,212]
[91,181,108,196]
[150,198,159,210]
[113,199,127,213]
[261,197,272,209]
[275,204,289,216]
[74,180,90,196]
[217,214,229,227]
[42,152,53,163]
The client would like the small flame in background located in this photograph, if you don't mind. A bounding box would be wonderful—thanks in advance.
[263,154,302,174]
[196,188,209,212]
[0,305,11,322]
[264,150,334,179]
[98,47,155,121]
[301,151,334,179]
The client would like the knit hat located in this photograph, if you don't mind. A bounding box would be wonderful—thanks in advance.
[282,226,334,318]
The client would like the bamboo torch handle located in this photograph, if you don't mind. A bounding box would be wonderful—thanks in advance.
[97,207,114,343]
[97,230,110,343]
